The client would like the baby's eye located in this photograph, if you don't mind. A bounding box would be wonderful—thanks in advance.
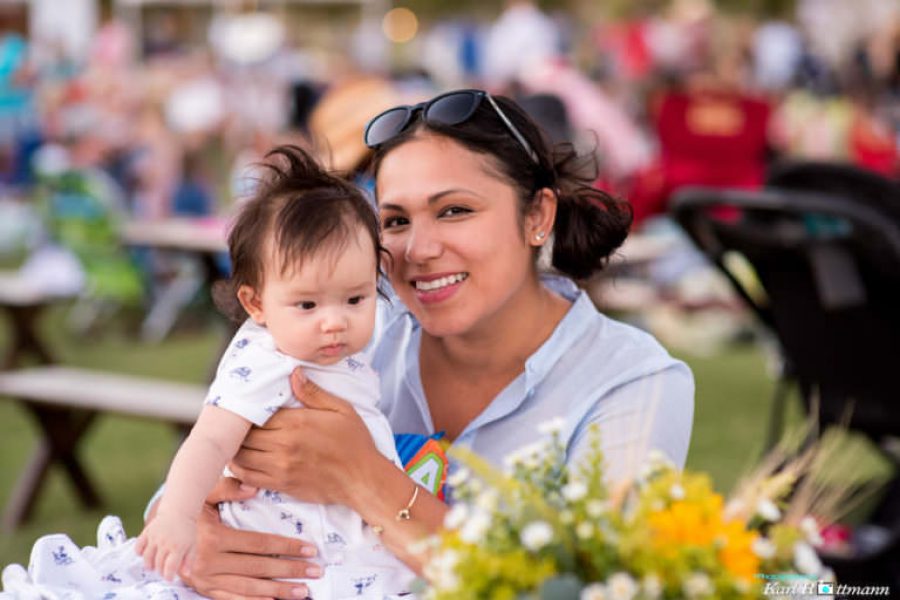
[298,301,316,310]
[348,295,364,305]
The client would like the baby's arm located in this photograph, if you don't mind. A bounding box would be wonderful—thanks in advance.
[136,405,252,581]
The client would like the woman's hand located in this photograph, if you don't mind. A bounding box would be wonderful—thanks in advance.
[230,369,380,506]
[176,477,320,600]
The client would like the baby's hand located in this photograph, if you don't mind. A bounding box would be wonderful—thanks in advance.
[135,512,196,581]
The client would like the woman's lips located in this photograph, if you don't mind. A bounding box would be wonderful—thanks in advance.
[410,272,468,304]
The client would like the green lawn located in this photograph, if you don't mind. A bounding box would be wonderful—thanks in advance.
[0,309,882,567]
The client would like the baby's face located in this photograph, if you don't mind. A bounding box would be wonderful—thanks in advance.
[244,226,378,365]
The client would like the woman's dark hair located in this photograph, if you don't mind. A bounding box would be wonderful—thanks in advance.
[215,144,386,321]
[370,94,633,280]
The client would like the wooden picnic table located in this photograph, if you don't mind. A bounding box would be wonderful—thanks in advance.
[0,264,208,530]
[0,272,70,369]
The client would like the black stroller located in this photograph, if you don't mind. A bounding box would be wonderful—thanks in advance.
[671,165,900,586]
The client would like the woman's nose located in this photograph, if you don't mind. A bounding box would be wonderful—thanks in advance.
[404,221,442,264]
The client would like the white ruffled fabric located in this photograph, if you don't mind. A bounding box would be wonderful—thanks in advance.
[0,515,205,600]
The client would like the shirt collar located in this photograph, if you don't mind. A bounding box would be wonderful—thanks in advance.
[456,274,594,440]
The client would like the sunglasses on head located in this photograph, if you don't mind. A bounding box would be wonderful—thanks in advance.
[363,89,540,165]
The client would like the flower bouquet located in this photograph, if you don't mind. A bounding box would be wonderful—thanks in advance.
[420,420,866,600]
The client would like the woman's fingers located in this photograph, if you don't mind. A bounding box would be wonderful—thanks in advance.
[224,527,314,558]
[206,476,258,504]
[226,461,276,491]
[290,369,351,413]
[231,446,272,472]
[198,574,309,600]
[210,553,320,580]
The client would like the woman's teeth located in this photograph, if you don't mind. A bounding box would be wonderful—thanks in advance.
[415,273,468,291]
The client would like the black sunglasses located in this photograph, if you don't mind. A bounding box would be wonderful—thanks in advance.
[363,89,539,164]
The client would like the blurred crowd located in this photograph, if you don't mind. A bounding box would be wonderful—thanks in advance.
[0,0,898,346]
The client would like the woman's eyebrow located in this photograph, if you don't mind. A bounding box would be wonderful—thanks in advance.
[380,189,482,212]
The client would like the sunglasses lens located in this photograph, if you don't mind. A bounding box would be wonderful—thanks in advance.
[425,92,480,126]
[365,107,411,147]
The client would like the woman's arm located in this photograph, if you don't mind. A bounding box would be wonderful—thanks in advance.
[229,370,448,573]
[568,365,694,484]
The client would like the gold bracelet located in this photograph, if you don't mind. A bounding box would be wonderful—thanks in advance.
[369,484,421,535]
[396,483,420,521]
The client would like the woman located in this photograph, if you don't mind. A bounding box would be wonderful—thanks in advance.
[161,89,694,600]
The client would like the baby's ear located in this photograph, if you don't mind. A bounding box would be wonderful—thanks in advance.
[237,285,265,325]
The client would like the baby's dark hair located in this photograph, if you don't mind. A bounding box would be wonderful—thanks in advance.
[215,144,386,322]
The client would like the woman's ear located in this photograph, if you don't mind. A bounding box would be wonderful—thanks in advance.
[237,285,265,325]
[526,187,558,247]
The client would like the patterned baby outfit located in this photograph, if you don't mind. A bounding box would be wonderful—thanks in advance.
[0,320,415,600]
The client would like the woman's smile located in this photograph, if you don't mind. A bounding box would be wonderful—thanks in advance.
[411,272,469,304]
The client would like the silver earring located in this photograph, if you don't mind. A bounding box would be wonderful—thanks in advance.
[535,231,545,241]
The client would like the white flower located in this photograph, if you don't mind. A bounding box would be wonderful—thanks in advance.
[607,572,638,600]
[459,510,491,544]
[752,537,776,559]
[586,500,609,518]
[502,449,523,471]
[682,573,713,598]
[559,509,575,525]
[447,467,470,488]
[580,583,608,600]
[443,503,468,530]
[800,516,824,546]
[641,574,662,599]
[520,521,554,551]
[756,499,781,522]
[537,416,566,436]
[794,541,823,575]
[562,480,589,502]
[639,450,675,480]
[475,489,499,513]
[576,521,594,539]
[669,484,686,500]
[515,441,548,469]
[424,549,460,591]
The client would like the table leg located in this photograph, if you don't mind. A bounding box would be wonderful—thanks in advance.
[1,304,55,369]
[2,404,102,530]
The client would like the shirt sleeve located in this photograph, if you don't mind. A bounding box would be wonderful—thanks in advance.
[205,343,296,427]
[567,363,694,485]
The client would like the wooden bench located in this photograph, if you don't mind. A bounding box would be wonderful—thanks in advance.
[0,366,206,530]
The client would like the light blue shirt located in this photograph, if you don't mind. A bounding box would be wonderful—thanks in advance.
[366,275,694,484]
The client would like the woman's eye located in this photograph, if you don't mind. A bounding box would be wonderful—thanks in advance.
[298,301,316,310]
[382,215,408,229]
[439,205,471,218]
[348,295,364,305]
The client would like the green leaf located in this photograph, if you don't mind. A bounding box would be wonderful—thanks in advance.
[538,574,583,600]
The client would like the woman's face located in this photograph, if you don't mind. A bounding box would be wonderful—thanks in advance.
[376,134,538,338]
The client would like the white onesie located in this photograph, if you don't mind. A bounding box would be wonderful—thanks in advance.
[209,320,415,599]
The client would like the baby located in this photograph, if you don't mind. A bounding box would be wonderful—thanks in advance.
[136,144,415,598]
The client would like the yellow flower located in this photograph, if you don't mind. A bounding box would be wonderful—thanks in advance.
[717,520,761,582]
[648,499,719,548]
